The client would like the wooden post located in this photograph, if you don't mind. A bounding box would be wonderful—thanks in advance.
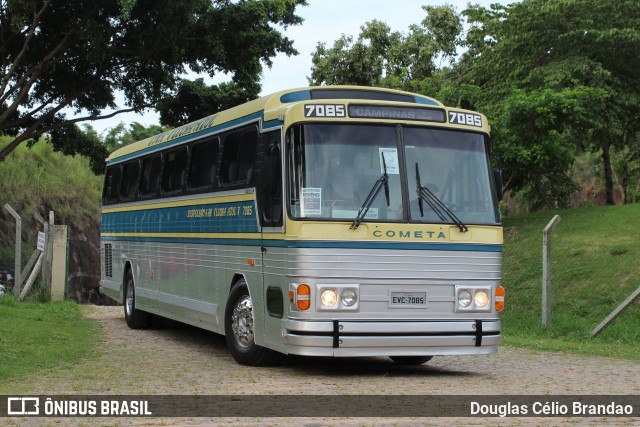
[542,215,561,330]
[19,252,45,301]
[3,203,22,298]
[590,286,640,337]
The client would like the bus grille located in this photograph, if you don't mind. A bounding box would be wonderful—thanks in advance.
[104,244,113,278]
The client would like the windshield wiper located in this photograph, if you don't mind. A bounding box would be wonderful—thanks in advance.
[415,163,468,233]
[351,153,391,229]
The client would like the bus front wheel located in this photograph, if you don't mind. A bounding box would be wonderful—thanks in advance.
[224,280,279,366]
[124,270,149,329]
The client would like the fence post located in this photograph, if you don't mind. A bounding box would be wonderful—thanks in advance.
[3,204,22,298]
[590,286,640,337]
[542,215,561,330]
[45,211,55,292]
[34,212,49,293]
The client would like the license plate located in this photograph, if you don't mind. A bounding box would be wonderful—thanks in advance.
[389,292,427,308]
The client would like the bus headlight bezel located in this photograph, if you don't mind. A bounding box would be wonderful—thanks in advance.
[455,285,493,312]
[317,284,360,311]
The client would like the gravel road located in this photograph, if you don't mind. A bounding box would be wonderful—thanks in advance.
[2,306,638,426]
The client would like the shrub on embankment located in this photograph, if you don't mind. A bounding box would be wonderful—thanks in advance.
[0,137,104,302]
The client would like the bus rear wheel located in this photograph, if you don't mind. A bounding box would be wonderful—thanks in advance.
[124,270,149,329]
[389,356,433,365]
[224,280,279,366]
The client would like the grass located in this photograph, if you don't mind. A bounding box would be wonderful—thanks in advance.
[0,295,99,383]
[501,203,640,359]
[0,136,103,268]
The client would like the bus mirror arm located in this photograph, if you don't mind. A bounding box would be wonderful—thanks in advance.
[493,168,504,201]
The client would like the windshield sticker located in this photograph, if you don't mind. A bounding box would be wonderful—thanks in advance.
[301,188,322,216]
[379,148,400,175]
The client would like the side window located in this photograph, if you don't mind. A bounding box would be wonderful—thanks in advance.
[162,147,188,194]
[120,160,140,201]
[103,165,122,205]
[188,138,219,191]
[221,127,258,186]
[258,131,283,227]
[139,155,161,197]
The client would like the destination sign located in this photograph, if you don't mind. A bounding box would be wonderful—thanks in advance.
[349,105,445,122]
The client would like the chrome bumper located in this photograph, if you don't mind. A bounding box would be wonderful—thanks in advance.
[282,319,501,357]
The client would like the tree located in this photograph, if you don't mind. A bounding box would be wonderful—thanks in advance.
[102,121,167,152]
[460,0,640,205]
[0,0,306,169]
[309,5,462,90]
[158,79,261,128]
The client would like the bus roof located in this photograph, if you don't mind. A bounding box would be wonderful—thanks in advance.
[107,86,447,163]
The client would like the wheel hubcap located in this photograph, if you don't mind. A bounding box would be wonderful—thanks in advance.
[125,282,134,316]
[231,296,254,347]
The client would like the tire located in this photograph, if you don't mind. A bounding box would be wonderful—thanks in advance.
[123,270,149,329]
[224,279,279,366]
[389,356,433,365]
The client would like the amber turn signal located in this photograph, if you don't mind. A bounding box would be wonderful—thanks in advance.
[495,286,505,312]
[297,284,310,310]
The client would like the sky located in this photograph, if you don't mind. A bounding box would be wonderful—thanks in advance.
[86,0,498,134]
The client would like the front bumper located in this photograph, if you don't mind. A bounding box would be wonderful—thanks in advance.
[282,319,501,357]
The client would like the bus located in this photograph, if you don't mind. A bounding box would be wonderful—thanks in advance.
[100,85,504,366]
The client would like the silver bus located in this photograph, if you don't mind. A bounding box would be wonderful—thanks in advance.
[100,86,505,365]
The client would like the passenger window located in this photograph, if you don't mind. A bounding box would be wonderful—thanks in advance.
[188,138,219,190]
[221,128,258,185]
[120,160,140,201]
[103,166,122,204]
[162,148,188,194]
[139,155,162,197]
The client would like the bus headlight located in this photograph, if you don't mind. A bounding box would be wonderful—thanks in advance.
[341,289,357,307]
[321,289,339,308]
[316,284,359,311]
[458,290,472,307]
[455,285,493,312]
[474,290,489,308]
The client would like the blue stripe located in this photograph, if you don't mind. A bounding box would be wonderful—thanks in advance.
[101,235,502,252]
[101,201,259,234]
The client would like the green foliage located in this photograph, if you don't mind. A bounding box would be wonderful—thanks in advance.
[0,297,99,382]
[0,0,307,164]
[47,124,109,175]
[502,204,640,359]
[491,87,607,209]
[158,79,261,128]
[460,0,640,206]
[0,136,102,269]
[309,5,462,89]
[100,122,168,153]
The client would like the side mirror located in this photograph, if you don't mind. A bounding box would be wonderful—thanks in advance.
[493,169,504,201]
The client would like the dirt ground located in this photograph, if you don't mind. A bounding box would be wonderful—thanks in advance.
[2,305,639,426]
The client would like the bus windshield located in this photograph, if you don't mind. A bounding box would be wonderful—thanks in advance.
[287,123,499,225]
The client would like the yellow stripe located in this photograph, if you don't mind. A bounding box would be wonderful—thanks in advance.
[102,193,254,213]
